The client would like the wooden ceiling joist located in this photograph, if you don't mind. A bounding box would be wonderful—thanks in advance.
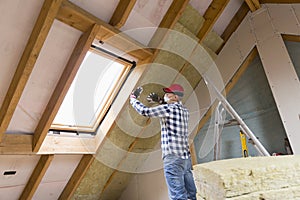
[0,0,63,143]
[252,0,261,9]
[282,34,300,42]
[245,0,261,12]
[56,0,153,61]
[109,0,137,29]
[19,155,54,200]
[148,0,190,48]
[260,0,300,3]
[197,0,230,42]
[59,155,94,200]
[0,134,32,154]
[33,24,100,152]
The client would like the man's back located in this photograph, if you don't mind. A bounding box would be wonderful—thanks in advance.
[159,102,190,159]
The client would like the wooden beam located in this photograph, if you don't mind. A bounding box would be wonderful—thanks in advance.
[39,135,96,154]
[252,0,261,9]
[109,0,137,29]
[0,133,96,154]
[245,0,255,12]
[260,0,300,3]
[157,0,190,29]
[197,0,230,43]
[0,0,63,142]
[33,24,100,152]
[0,134,32,154]
[56,0,101,32]
[282,34,300,42]
[19,155,54,200]
[217,2,249,54]
[59,155,94,200]
[196,48,258,133]
[148,0,190,48]
[245,0,261,12]
[56,0,153,61]
[190,141,198,165]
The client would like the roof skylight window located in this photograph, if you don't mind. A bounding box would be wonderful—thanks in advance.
[51,48,132,132]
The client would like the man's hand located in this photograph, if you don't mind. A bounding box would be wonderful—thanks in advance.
[131,87,143,99]
[147,92,163,104]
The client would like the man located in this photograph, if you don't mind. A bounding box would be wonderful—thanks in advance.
[130,84,197,200]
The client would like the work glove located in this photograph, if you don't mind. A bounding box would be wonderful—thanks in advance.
[130,87,143,99]
[147,92,163,104]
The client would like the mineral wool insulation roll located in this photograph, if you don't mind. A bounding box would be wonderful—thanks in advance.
[193,155,300,200]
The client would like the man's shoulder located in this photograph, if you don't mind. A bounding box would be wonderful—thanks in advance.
[169,102,188,110]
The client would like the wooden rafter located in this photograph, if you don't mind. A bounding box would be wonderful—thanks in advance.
[0,134,32,154]
[0,0,63,143]
[282,34,300,42]
[19,155,54,199]
[252,0,261,9]
[56,0,153,61]
[158,0,190,29]
[245,0,261,12]
[59,155,94,200]
[149,0,190,48]
[109,0,137,29]
[0,133,96,154]
[33,24,100,152]
[261,0,300,2]
[197,0,230,43]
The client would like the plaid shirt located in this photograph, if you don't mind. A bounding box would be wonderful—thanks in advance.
[130,98,191,159]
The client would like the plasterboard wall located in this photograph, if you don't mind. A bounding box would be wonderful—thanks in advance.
[0,0,43,109]
[7,19,82,134]
[0,155,40,200]
[194,54,288,162]
[0,155,82,200]
[193,4,300,160]
[194,18,300,163]
[285,40,300,79]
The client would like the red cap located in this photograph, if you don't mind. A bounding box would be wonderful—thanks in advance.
[163,84,184,97]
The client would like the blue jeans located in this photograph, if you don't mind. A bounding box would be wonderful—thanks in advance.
[163,154,197,200]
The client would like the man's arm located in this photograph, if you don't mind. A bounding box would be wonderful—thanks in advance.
[130,97,170,118]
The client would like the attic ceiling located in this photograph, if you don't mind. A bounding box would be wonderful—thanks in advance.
[0,0,300,199]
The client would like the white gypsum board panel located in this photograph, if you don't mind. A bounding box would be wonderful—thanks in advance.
[7,20,82,134]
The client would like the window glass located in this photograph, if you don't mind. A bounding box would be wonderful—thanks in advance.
[51,51,128,132]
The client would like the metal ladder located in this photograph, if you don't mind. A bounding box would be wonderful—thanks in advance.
[203,76,270,159]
